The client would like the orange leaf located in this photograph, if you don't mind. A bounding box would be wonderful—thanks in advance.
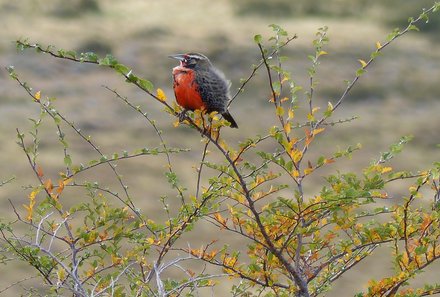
[111,254,122,265]
[421,214,432,231]
[57,180,65,194]
[324,158,335,164]
[44,179,53,193]
[37,166,44,178]
[214,212,227,227]
[98,230,108,241]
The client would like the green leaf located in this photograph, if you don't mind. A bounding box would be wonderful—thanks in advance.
[65,50,77,59]
[254,34,262,44]
[285,161,293,172]
[356,68,366,77]
[415,245,427,255]
[57,49,66,57]
[88,159,98,166]
[408,24,420,31]
[98,54,118,66]
[6,66,17,79]
[114,63,130,75]
[370,51,381,59]
[125,71,139,83]
[64,155,72,167]
[138,78,154,92]
[81,52,98,63]
[317,156,325,166]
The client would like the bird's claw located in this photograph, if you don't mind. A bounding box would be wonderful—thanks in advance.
[178,110,188,123]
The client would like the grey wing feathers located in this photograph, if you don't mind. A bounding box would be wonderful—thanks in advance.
[196,68,230,113]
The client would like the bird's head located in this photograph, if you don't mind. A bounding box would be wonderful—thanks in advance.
[169,53,212,70]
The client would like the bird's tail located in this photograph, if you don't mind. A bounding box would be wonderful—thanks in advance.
[222,111,238,128]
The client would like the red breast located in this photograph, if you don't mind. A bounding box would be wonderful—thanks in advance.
[172,66,207,111]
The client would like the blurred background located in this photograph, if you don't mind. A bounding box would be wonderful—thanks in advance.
[1,0,439,295]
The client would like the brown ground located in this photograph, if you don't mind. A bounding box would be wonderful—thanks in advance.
[1,0,440,295]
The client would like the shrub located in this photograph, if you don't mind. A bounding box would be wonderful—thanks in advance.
[2,2,440,296]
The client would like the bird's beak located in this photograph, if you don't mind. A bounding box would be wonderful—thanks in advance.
[168,54,185,61]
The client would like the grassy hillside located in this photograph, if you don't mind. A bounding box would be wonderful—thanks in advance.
[1,0,439,295]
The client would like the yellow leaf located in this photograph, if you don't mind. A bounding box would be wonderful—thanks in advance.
[327,101,334,111]
[146,237,155,245]
[409,186,418,195]
[284,122,291,134]
[318,50,328,57]
[276,106,284,116]
[232,193,245,204]
[401,252,410,266]
[57,267,66,282]
[34,91,41,101]
[86,267,95,278]
[156,88,166,102]
[63,177,73,186]
[358,59,367,68]
[376,41,382,49]
[290,149,303,163]
[381,166,392,174]
[312,127,325,136]
[287,109,295,120]
[173,119,180,127]
[311,106,320,114]
[304,167,313,175]
[29,188,40,200]
[111,254,123,265]
[24,188,39,221]
[291,170,300,178]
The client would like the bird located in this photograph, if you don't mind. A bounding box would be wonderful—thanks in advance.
[169,53,238,128]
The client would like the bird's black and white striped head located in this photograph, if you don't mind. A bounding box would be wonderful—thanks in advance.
[169,53,212,70]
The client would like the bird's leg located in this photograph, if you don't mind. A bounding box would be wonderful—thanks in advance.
[199,112,209,135]
[178,109,188,123]
[205,115,213,136]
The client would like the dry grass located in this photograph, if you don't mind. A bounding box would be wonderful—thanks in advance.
[1,0,440,295]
